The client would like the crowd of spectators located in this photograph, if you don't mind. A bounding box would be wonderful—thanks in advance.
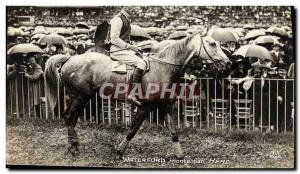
[7,6,292,28]
[6,6,294,131]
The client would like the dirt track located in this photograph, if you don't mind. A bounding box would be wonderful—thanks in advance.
[6,118,294,169]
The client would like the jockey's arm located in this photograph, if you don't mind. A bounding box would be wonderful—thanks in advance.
[110,17,131,49]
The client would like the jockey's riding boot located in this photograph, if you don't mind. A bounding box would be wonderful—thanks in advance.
[127,68,144,106]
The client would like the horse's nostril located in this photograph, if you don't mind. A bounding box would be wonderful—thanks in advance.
[226,62,232,67]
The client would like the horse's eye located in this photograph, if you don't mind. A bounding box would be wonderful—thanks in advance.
[210,42,216,47]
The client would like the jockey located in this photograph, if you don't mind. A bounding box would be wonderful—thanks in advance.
[110,7,146,105]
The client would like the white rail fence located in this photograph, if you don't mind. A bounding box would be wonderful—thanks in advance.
[7,74,295,134]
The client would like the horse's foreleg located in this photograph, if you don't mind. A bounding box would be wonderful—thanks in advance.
[165,112,184,159]
[116,106,149,157]
[63,94,93,156]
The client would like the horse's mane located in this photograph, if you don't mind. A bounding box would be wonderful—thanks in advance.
[157,34,196,60]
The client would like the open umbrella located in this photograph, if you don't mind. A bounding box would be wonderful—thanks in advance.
[235,27,246,34]
[243,24,254,30]
[130,25,152,41]
[233,44,273,61]
[37,33,67,45]
[266,27,288,38]
[31,33,46,40]
[244,29,265,40]
[211,28,239,43]
[144,27,162,36]
[56,28,73,36]
[89,26,97,32]
[35,26,46,30]
[32,28,49,35]
[168,31,189,40]
[7,43,44,55]
[161,17,168,21]
[73,28,89,35]
[76,22,89,29]
[165,26,175,31]
[281,26,292,32]
[7,27,26,37]
[176,25,188,31]
[287,31,293,39]
[254,35,279,45]
[25,27,35,32]
[233,28,244,37]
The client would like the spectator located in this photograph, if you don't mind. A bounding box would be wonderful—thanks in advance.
[24,56,44,117]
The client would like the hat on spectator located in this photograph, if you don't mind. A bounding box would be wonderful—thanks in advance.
[121,7,137,17]
[273,41,283,47]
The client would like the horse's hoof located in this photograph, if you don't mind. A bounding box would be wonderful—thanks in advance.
[115,154,123,160]
[115,149,125,160]
[115,153,124,160]
[68,146,79,157]
[175,154,184,160]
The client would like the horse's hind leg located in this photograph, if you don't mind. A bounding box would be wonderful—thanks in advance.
[63,93,93,156]
[165,112,184,159]
[116,105,151,158]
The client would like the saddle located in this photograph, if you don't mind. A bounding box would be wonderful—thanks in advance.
[111,55,150,74]
[94,21,150,74]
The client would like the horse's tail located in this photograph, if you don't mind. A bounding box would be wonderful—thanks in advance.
[44,54,71,111]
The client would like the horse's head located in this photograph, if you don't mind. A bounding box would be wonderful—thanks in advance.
[190,33,232,78]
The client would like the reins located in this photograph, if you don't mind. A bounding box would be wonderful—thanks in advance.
[146,33,213,70]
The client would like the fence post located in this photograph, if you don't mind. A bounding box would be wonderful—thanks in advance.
[84,107,87,122]
[149,109,152,125]
[39,81,42,119]
[10,81,13,115]
[237,83,239,129]
[276,80,279,134]
[89,99,92,122]
[199,79,202,130]
[177,97,180,128]
[245,87,248,130]
[108,98,111,126]
[214,79,216,130]
[184,78,187,127]
[260,78,263,132]
[57,77,60,119]
[292,80,294,133]
[156,109,159,127]
[192,92,195,128]
[115,100,118,124]
[21,74,25,118]
[221,79,224,131]
[229,78,232,130]
[206,79,209,128]
[252,79,255,130]
[44,77,48,120]
[284,80,287,133]
[101,97,104,124]
[28,78,31,118]
[268,80,271,131]
[15,76,19,118]
[96,92,98,124]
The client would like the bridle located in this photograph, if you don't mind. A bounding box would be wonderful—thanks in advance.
[147,33,223,71]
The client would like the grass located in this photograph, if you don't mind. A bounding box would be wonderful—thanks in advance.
[6,117,294,169]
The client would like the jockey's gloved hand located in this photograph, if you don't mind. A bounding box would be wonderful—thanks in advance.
[128,44,140,53]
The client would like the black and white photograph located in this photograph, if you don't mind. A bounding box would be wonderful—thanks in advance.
[5,5,295,169]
